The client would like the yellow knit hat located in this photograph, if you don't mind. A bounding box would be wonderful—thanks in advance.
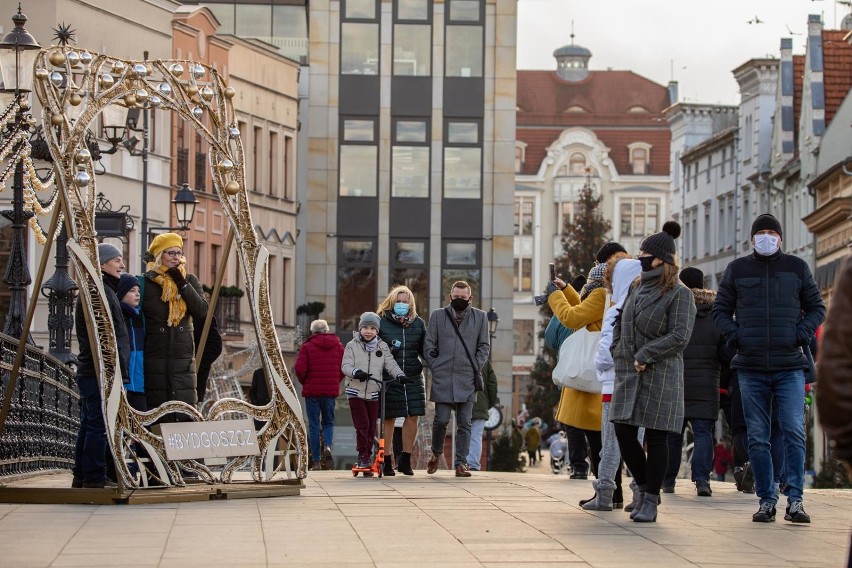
[147,233,183,263]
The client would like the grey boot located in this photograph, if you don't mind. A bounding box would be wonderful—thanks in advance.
[624,480,639,512]
[629,485,647,519]
[632,492,659,522]
[582,483,614,511]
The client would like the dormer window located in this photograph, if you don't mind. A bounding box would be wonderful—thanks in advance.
[627,142,651,175]
[564,105,586,113]
[514,142,527,173]
[627,106,649,113]
[569,152,586,176]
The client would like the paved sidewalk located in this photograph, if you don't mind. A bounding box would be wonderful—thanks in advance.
[1,469,850,567]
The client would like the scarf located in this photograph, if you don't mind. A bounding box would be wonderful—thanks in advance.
[580,263,606,300]
[147,262,187,327]
[390,311,416,328]
[361,335,379,352]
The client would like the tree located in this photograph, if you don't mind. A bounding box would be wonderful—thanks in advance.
[523,308,560,433]
[555,170,612,281]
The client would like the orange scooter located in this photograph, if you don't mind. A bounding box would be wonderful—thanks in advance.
[352,374,402,478]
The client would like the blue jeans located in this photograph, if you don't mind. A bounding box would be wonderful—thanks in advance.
[739,369,806,504]
[467,418,486,470]
[664,417,715,485]
[72,376,108,484]
[305,396,336,462]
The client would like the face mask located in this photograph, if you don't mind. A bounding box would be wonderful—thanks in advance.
[639,256,656,272]
[754,234,780,256]
[450,298,469,312]
[393,302,409,317]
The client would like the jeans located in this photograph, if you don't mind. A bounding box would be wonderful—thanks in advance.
[348,397,378,461]
[467,418,486,470]
[664,418,715,486]
[305,396,336,462]
[597,402,623,492]
[770,400,786,487]
[738,369,806,504]
[73,375,108,484]
[432,397,475,467]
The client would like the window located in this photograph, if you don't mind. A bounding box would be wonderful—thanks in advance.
[283,136,293,200]
[392,120,429,197]
[442,240,480,301]
[253,126,263,192]
[269,131,278,197]
[390,239,429,315]
[210,244,220,291]
[513,258,532,292]
[194,242,204,279]
[743,115,753,160]
[569,152,586,176]
[729,144,735,173]
[195,132,207,192]
[514,196,534,236]
[628,143,650,175]
[718,199,725,252]
[393,25,431,75]
[620,198,660,238]
[690,208,698,260]
[338,240,377,332]
[514,143,526,173]
[445,0,483,77]
[706,155,712,182]
[704,205,711,257]
[340,118,378,197]
[727,197,734,249]
[513,319,534,355]
[341,23,379,75]
[720,148,726,178]
[346,0,377,18]
[443,121,481,198]
[396,0,429,20]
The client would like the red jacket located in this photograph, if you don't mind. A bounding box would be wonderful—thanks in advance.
[294,332,345,397]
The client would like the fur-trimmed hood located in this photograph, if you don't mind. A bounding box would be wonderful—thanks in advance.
[691,288,716,305]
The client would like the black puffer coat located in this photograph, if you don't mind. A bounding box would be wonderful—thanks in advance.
[713,250,824,372]
[683,289,731,420]
[75,273,131,382]
[141,271,208,411]
[378,311,427,418]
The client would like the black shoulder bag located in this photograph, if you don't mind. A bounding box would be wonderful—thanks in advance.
[444,308,484,391]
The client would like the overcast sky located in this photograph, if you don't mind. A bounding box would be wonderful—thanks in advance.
[517,0,851,104]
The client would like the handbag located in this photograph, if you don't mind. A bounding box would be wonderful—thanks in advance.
[551,292,609,393]
[444,308,484,391]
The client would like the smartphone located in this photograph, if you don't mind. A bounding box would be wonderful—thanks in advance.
[549,263,556,281]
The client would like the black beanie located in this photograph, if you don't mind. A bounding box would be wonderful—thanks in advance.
[640,221,681,265]
[116,273,140,301]
[751,213,782,238]
[595,242,628,264]
[679,267,704,290]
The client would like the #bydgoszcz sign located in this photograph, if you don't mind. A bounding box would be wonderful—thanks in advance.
[160,419,260,460]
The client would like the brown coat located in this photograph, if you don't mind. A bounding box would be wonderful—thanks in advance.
[816,255,852,466]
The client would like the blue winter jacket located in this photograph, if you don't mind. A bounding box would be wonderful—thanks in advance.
[121,303,145,394]
[544,315,573,351]
[712,249,825,372]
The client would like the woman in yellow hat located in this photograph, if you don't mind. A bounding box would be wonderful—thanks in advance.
[141,233,208,415]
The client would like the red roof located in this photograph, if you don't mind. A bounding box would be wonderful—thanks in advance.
[822,30,852,127]
[794,54,804,148]
[516,70,671,176]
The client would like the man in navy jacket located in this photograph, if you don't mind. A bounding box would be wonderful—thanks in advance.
[713,214,824,524]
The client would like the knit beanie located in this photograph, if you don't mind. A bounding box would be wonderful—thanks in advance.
[147,232,183,263]
[116,273,140,301]
[679,267,704,290]
[98,243,122,266]
[751,213,783,238]
[358,312,381,330]
[640,221,681,265]
[595,241,628,264]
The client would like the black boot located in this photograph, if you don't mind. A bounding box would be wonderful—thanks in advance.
[398,452,414,476]
[383,455,396,476]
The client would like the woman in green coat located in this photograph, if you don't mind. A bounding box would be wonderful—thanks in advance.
[377,285,427,476]
[141,233,208,417]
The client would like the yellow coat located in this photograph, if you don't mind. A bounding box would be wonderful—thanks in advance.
[549,286,607,431]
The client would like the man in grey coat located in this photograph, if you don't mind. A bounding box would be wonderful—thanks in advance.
[424,281,490,477]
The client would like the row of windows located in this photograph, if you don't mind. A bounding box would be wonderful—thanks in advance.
[683,143,736,192]
[515,146,652,176]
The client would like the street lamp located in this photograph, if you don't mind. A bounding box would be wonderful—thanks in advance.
[0,5,40,339]
[172,182,198,230]
[487,307,499,340]
[484,307,500,470]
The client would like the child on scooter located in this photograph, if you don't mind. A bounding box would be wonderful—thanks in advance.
[342,312,405,471]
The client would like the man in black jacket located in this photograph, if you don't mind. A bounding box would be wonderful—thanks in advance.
[713,214,824,524]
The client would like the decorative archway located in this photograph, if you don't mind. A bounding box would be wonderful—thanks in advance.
[33,46,306,489]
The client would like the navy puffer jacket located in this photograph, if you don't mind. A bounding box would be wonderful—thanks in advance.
[683,289,731,420]
[378,312,427,418]
[712,250,824,372]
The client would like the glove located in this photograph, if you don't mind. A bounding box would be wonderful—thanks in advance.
[166,267,188,290]
[396,374,407,384]
[353,369,370,382]
[545,281,559,296]
[428,348,439,359]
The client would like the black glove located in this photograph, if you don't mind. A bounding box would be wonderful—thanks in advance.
[545,281,559,296]
[353,369,370,382]
[396,374,407,384]
[166,267,188,290]
[428,349,439,359]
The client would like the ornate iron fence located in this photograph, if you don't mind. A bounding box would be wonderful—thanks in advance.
[0,333,79,478]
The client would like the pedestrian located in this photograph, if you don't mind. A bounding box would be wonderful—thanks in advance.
[583,255,640,511]
[713,213,825,523]
[294,319,345,470]
[140,233,208,415]
[714,441,732,482]
[662,266,731,497]
[467,359,498,471]
[341,312,406,471]
[72,243,131,489]
[525,418,542,466]
[117,273,146,412]
[611,221,696,523]
[423,281,490,477]
[376,285,427,476]
[816,254,852,565]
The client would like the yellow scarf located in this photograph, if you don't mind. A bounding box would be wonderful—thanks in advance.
[148,262,188,327]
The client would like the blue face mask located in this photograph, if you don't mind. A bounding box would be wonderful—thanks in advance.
[393,302,409,317]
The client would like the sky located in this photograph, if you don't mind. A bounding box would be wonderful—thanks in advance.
[516,0,852,104]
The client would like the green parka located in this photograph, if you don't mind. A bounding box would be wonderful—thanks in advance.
[472,359,498,421]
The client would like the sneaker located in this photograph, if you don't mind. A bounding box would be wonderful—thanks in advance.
[784,501,811,523]
[427,453,440,474]
[311,460,323,471]
[569,471,588,480]
[740,462,755,493]
[662,485,675,494]
[82,479,118,489]
[322,446,334,470]
[356,455,372,469]
[752,501,776,523]
[695,480,712,497]
[455,463,472,477]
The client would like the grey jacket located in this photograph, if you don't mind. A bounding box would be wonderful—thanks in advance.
[611,267,697,433]
[424,305,490,404]
[341,332,404,400]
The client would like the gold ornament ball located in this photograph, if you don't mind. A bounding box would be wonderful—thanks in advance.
[223,181,240,195]
[224,87,236,99]
[124,94,137,107]
[185,84,199,97]
[19,99,30,111]
[48,50,66,67]
[50,113,64,126]
[35,68,49,80]
[69,93,83,106]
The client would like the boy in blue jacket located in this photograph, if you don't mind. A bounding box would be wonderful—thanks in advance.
[117,274,146,412]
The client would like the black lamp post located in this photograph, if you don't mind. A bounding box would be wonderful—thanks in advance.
[172,182,198,230]
[0,6,40,339]
[485,307,499,470]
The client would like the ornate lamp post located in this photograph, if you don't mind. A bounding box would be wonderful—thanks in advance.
[0,6,40,339]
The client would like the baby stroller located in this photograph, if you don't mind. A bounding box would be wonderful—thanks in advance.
[547,431,568,475]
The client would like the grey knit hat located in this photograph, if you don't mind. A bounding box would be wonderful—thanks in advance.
[358,312,381,330]
[98,243,122,266]
[640,221,681,265]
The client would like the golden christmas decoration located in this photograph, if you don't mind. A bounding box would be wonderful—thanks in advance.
[223,180,240,195]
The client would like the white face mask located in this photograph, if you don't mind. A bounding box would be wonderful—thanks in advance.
[754,234,780,256]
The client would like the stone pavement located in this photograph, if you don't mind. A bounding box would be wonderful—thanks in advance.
[0,468,850,567]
